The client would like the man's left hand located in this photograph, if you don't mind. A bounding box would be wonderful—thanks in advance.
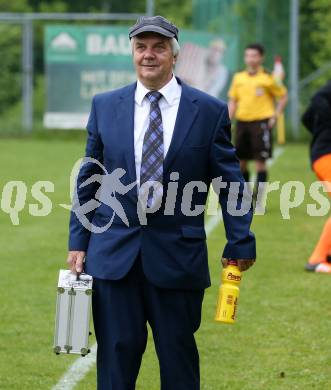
[221,258,256,272]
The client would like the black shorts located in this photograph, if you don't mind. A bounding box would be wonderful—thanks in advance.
[235,119,273,161]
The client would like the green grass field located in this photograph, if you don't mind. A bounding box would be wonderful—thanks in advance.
[0,139,330,389]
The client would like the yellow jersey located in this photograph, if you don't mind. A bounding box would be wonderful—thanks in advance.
[228,67,287,121]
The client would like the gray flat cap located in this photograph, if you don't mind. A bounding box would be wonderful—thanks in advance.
[129,15,179,41]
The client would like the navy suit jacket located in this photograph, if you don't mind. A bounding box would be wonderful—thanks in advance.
[69,77,256,290]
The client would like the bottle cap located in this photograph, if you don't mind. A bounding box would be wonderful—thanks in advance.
[228,260,238,265]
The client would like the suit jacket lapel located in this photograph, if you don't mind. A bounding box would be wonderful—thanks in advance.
[114,78,199,184]
[116,82,137,184]
[164,80,199,174]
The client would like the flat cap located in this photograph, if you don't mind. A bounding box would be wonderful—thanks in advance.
[129,15,179,41]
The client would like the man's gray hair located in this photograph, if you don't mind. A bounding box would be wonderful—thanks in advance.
[130,37,180,57]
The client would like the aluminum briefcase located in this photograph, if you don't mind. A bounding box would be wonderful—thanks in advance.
[53,269,93,356]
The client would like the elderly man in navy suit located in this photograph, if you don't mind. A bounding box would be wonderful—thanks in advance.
[67,16,256,390]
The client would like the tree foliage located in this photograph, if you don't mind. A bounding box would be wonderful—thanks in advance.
[300,0,331,83]
[2,0,331,117]
[0,25,22,114]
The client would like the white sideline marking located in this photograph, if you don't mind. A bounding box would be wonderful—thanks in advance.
[52,147,284,390]
[51,344,97,390]
[268,145,284,166]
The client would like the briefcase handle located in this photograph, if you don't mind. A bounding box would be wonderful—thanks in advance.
[74,272,92,282]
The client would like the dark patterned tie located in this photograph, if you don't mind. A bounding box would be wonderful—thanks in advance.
[139,91,164,207]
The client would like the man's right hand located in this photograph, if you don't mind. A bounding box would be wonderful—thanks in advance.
[67,251,86,274]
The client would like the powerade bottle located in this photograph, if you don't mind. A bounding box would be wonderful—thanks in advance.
[215,260,242,324]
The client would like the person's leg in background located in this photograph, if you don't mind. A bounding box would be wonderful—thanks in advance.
[254,159,268,210]
[252,120,272,211]
[240,160,250,182]
[307,217,331,272]
[306,154,331,272]
[254,159,268,194]
[235,121,252,182]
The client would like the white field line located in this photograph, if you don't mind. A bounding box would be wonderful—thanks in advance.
[51,344,97,390]
[52,146,284,390]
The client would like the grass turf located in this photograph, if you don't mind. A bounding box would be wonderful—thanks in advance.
[0,139,330,389]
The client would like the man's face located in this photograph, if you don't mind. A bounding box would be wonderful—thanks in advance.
[132,33,176,86]
[244,48,264,69]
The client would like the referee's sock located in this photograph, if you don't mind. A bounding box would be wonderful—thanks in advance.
[242,170,250,182]
[257,170,267,184]
[254,170,268,202]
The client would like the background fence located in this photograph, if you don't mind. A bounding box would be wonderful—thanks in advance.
[0,0,328,140]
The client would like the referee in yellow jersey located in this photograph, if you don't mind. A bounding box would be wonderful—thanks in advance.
[228,43,288,207]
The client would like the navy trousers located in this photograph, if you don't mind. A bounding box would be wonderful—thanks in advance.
[92,251,204,390]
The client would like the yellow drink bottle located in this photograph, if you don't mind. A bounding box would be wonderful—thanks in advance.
[215,260,242,324]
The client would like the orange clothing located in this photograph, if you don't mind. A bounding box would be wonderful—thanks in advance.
[308,153,331,264]
[312,153,331,196]
[308,217,331,264]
